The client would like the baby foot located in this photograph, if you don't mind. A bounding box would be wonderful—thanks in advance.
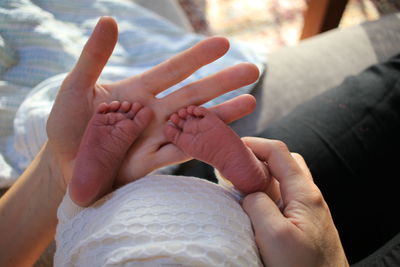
[70,101,153,207]
[165,105,270,194]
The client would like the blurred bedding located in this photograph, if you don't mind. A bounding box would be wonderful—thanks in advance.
[0,0,265,187]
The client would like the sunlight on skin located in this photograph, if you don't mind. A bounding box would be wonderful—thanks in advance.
[46,17,259,194]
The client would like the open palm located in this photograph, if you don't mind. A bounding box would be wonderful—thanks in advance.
[47,17,259,187]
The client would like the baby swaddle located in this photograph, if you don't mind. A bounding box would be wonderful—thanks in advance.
[55,175,262,266]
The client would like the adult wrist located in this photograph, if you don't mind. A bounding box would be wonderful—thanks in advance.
[323,236,349,267]
[41,141,67,195]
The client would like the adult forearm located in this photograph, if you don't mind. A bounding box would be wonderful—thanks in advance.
[0,142,66,266]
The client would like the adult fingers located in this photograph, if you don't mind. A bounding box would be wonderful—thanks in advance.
[242,137,314,205]
[66,17,118,90]
[208,94,256,124]
[162,63,260,113]
[242,192,291,254]
[154,143,189,168]
[243,192,285,226]
[291,153,313,181]
[120,36,230,95]
[242,192,291,267]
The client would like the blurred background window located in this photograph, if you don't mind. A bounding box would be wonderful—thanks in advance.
[178,0,400,53]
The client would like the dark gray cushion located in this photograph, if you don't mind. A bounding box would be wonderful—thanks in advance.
[232,13,400,137]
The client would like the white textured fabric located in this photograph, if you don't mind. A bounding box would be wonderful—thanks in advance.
[0,0,266,187]
[55,175,262,267]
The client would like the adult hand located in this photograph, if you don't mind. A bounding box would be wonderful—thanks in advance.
[241,137,349,267]
[46,17,258,190]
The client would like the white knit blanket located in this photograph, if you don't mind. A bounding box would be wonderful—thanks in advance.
[55,175,262,267]
[0,0,265,187]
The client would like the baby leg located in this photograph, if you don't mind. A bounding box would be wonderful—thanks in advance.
[70,101,153,207]
[165,105,270,194]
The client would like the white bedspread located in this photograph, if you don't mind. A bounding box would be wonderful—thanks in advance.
[0,0,265,187]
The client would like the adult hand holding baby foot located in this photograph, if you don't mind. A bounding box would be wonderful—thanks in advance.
[242,137,349,267]
[46,17,259,205]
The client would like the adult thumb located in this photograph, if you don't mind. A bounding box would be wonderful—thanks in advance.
[67,16,118,89]
[242,192,286,238]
